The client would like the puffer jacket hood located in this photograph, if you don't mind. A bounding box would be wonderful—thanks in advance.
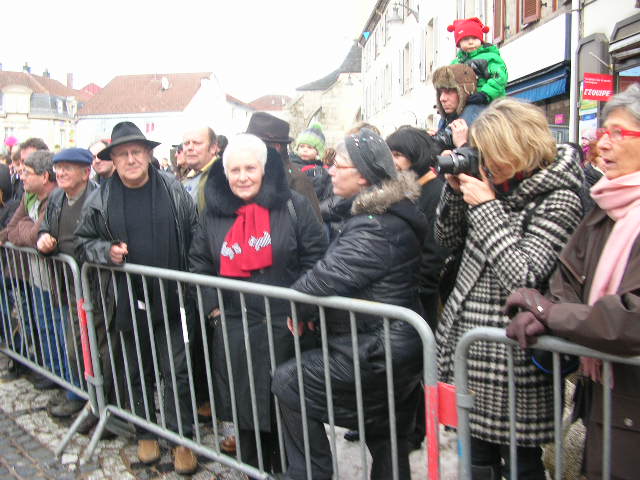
[351,170,427,240]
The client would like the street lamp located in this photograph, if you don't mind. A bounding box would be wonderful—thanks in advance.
[386,3,420,25]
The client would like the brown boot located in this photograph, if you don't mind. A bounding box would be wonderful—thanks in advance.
[220,435,236,454]
[173,446,198,475]
[137,439,161,464]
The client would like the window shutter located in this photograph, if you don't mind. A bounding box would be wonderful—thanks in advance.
[522,0,541,24]
[493,0,505,43]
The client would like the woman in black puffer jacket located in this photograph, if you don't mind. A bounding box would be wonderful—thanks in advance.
[272,128,427,480]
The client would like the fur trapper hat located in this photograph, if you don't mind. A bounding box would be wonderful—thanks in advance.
[432,64,478,116]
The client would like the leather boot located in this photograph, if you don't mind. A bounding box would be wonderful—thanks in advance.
[137,439,161,464]
[173,446,198,475]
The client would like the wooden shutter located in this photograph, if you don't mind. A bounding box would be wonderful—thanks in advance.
[522,0,541,25]
[494,0,505,43]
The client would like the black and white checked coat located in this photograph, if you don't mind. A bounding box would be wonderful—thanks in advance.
[435,144,584,446]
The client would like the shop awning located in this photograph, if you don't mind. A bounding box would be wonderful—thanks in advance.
[506,66,569,102]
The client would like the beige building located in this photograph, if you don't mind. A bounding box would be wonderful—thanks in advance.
[288,43,363,148]
[1,68,89,152]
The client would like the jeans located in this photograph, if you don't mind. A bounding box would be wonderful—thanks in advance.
[33,286,78,384]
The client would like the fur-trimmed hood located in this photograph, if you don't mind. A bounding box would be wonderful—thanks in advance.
[204,146,291,216]
[350,171,428,239]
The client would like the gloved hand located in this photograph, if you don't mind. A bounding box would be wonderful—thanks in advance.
[503,288,555,323]
[466,92,490,105]
[506,311,548,348]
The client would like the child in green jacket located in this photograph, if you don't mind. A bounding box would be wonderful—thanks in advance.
[448,17,508,105]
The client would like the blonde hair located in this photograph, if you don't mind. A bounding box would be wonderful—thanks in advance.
[470,97,556,178]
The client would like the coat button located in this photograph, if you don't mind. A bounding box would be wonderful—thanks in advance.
[624,418,634,427]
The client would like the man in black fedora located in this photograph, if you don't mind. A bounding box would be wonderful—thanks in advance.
[75,121,199,475]
[246,112,321,219]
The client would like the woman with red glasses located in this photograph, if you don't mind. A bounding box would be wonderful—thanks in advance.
[506,83,640,479]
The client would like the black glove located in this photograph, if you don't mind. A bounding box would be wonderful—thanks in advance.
[506,311,548,348]
[503,287,554,323]
[466,92,490,105]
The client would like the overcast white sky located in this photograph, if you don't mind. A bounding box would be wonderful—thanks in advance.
[2,0,374,102]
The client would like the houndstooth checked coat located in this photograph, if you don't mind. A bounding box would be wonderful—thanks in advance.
[435,144,584,446]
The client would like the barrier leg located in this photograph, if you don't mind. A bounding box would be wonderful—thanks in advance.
[55,404,91,458]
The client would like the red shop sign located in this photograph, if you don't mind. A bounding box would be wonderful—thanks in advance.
[583,73,614,101]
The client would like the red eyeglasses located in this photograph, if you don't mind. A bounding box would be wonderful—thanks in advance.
[596,127,640,142]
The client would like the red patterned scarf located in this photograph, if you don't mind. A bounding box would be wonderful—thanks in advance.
[220,203,273,278]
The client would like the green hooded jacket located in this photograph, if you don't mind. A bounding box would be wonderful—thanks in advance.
[452,43,508,101]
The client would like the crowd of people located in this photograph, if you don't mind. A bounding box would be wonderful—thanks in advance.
[0,16,638,480]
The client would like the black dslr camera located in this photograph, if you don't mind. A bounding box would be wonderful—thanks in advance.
[436,146,481,178]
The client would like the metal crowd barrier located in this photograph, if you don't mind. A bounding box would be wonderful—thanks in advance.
[80,261,440,480]
[0,243,97,456]
[454,326,640,480]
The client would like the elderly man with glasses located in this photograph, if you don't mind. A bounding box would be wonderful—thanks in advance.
[74,122,199,475]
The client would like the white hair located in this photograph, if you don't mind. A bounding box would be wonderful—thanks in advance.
[222,134,268,175]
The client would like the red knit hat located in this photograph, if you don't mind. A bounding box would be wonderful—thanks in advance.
[447,17,490,46]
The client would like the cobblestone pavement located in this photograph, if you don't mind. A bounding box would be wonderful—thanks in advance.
[0,354,458,479]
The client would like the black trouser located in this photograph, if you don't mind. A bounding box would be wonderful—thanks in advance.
[238,428,281,478]
[278,401,410,480]
[121,319,193,439]
[471,436,546,480]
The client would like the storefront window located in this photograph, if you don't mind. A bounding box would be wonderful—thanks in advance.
[619,65,640,91]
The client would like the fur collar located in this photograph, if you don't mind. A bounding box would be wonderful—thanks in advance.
[204,147,291,216]
[351,171,421,215]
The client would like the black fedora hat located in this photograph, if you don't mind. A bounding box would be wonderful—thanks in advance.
[97,122,161,160]
[246,112,293,144]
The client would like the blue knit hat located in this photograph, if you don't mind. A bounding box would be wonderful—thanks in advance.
[295,123,326,158]
[52,148,93,166]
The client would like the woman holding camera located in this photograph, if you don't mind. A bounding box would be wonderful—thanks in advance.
[435,97,584,478]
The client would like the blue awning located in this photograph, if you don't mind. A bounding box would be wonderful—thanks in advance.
[507,67,569,102]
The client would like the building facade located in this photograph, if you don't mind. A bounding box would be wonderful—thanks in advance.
[1,69,89,152]
[77,72,254,159]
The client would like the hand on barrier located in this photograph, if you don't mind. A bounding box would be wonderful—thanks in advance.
[37,233,57,254]
[504,287,554,323]
[506,311,548,348]
[110,242,128,264]
[287,316,315,336]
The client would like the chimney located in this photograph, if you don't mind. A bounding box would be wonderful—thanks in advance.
[66,73,73,89]
[23,62,31,73]
[43,69,50,78]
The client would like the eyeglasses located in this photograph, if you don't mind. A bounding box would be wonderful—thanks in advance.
[21,169,39,178]
[111,148,147,161]
[53,164,81,174]
[331,162,357,170]
[596,127,640,142]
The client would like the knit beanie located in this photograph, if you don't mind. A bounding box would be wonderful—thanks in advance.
[295,123,326,158]
[447,17,490,46]
[385,127,441,177]
[432,64,478,116]
[346,128,397,186]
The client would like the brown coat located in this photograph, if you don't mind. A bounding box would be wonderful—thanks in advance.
[546,206,640,480]
[0,195,48,246]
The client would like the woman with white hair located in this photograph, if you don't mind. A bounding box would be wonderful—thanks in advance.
[189,134,327,474]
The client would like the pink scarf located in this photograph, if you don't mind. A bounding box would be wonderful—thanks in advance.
[219,204,273,278]
[588,170,640,304]
[581,170,640,383]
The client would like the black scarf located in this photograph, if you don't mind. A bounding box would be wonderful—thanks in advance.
[108,167,180,332]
